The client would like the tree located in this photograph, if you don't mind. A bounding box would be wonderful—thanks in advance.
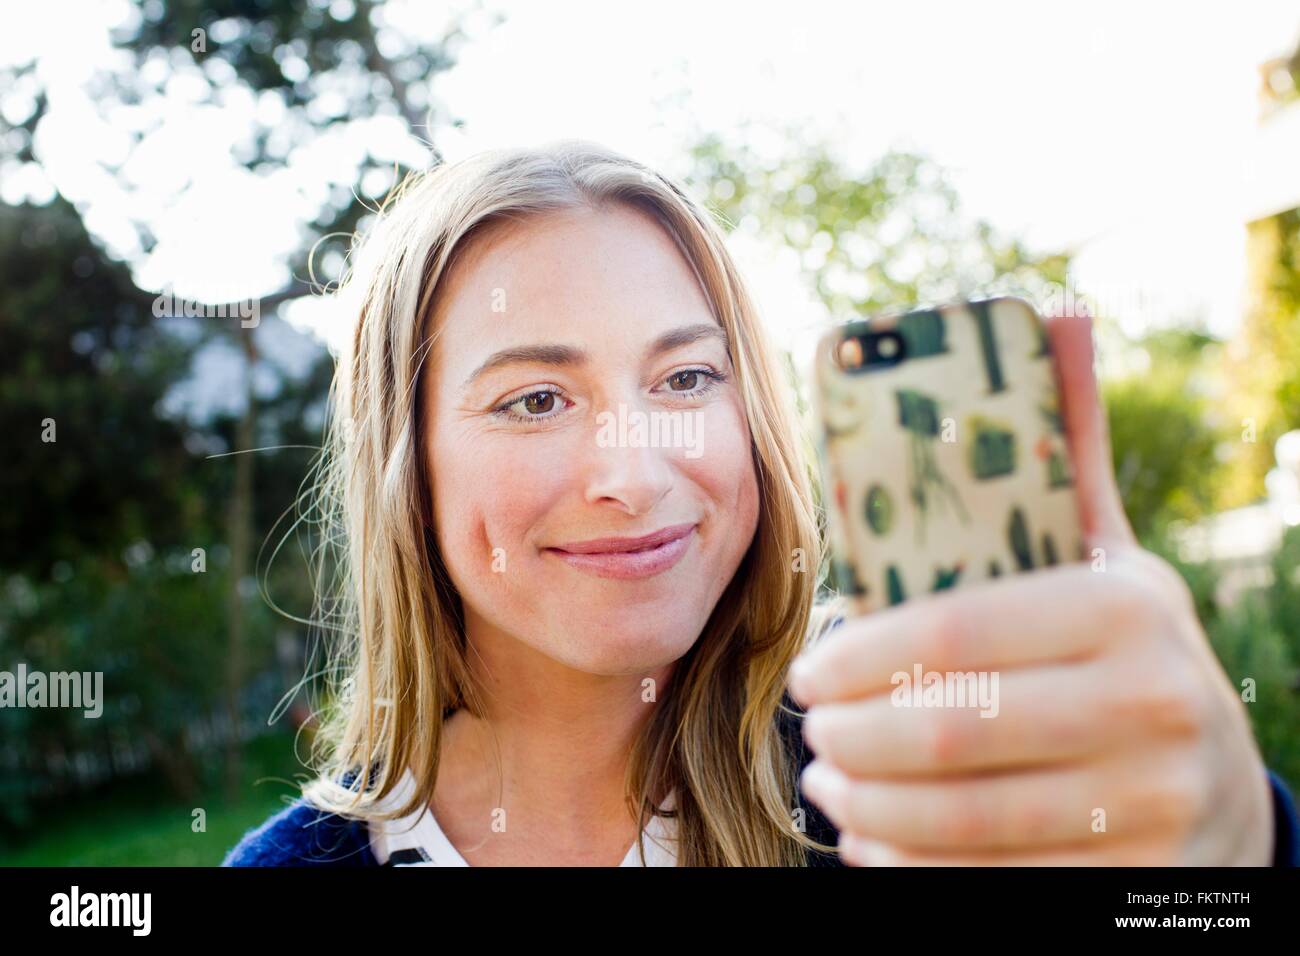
[685,125,1071,321]
[1223,207,1300,508]
[0,0,495,822]
[1102,328,1226,540]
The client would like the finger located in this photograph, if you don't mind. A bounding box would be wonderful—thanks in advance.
[837,833,1178,867]
[1044,309,1136,551]
[802,659,1141,777]
[790,561,1122,706]
[799,753,1201,852]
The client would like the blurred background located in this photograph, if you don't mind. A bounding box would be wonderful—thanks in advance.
[1,0,1298,864]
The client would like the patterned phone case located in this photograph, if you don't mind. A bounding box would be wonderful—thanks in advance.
[812,296,1084,613]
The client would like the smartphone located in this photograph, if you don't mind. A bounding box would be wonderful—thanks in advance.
[811,295,1084,614]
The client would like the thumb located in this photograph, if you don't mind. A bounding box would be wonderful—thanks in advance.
[1044,308,1137,552]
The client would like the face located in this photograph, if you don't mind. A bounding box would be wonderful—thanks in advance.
[422,201,761,676]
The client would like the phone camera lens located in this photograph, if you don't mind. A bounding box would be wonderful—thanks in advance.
[836,337,865,370]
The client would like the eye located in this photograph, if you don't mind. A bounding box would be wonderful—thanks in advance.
[520,392,556,414]
[493,386,570,423]
[661,366,726,396]
[668,369,701,391]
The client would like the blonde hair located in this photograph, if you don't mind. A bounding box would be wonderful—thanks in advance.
[300,139,839,865]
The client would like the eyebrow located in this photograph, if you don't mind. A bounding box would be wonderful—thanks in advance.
[460,322,729,390]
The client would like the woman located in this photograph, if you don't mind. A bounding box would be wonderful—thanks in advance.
[224,140,1297,867]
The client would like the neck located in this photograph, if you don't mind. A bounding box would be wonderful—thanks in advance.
[432,609,676,863]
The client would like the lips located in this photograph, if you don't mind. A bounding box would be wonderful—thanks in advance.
[544,522,697,580]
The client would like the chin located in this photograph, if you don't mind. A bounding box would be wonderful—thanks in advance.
[541,605,705,675]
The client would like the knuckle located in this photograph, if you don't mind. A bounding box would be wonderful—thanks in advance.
[925,601,970,672]
[939,799,990,846]
[921,710,971,769]
[1136,549,1196,607]
[1164,762,1211,830]
[1168,682,1209,739]
[1102,566,1164,633]
[1136,664,1206,739]
[1129,763,1208,835]
[1113,551,1197,633]
[1020,799,1055,842]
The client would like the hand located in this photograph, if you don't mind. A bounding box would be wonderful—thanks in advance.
[790,311,1274,865]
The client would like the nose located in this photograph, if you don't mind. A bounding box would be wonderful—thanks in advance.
[580,403,677,517]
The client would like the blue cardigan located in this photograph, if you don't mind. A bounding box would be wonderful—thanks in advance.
[224,690,841,867]
[224,690,1300,867]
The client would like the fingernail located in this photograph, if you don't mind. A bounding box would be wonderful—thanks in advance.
[838,833,885,866]
[837,833,867,864]
[789,656,816,705]
[800,760,846,814]
[801,708,826,753]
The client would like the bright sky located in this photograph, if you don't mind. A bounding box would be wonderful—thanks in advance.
[3,0,1299,360]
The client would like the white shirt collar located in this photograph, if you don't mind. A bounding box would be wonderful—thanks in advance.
[368,768,678,866]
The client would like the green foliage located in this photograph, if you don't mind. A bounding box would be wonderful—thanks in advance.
[0,0,480,855]
[0,732,304,865]
[1103,329,1226,540]
[1148,530,1300,795]
[0,199,196,576]
[1267,208,1300,431]
[0,553,284,834]
[1223,208,1300,507]
[0,196,326,829]
[686,126,1071,319]
[1267,525,1300,677]
[1210,602,1300,793]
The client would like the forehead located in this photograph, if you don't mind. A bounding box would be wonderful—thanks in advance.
[426,202,719,368]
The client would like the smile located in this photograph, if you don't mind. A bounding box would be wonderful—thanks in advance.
[543,523,697,580]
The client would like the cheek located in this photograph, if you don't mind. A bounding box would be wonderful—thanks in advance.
[689,400,761,546]
[429,425,570,588]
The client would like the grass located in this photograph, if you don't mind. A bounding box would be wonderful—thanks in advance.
[0,733,315,866]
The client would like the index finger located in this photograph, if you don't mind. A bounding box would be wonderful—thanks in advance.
[789,561,1114,706]
[1044,309,1137,551]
